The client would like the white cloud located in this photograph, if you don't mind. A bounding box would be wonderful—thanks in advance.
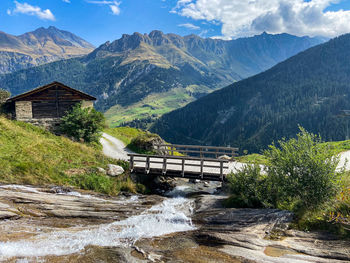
[178,23,200,30]
[62,0,71,3]
[173,0,350,38]
[9,1,55,20]
[86,0,121,15]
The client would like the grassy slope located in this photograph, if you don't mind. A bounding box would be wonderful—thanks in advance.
[105,85,212,128]
[0,117,136,195]
[104,127,149,146]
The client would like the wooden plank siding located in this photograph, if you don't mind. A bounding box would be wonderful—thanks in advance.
[29,86,81,118]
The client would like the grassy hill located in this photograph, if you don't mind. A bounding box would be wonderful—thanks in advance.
[0,117,136,195]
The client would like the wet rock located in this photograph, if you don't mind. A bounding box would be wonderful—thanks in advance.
[189,179,200,184]
[0,210,19,219]
[0,185,161,222]
[218,155,232,160]
[107,164,124,176]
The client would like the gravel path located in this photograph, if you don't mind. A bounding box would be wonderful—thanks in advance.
[99,133,134,161]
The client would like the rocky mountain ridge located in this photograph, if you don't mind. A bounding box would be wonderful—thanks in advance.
[0,30,325,127]
[0,26,94,74]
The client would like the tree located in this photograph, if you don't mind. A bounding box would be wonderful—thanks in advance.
[0,89,10,114]
[0,89,10,103]
[60,104,105,143]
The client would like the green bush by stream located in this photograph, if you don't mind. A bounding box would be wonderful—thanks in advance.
[226,127,350,236]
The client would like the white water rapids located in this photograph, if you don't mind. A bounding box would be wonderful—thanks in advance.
[0,186,196,261]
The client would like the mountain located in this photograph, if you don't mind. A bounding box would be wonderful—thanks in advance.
[150,34,350,153]
[0,26,94,74]
[0,31,325,127]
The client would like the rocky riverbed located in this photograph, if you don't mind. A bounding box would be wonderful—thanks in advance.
[0,182,349,262]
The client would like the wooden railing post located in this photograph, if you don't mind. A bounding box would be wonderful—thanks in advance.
[182,158,185,177]
[200,159,204,179]
[220,160,224,181]
[130,155,134,171]
[145,156,150,174]
[162,157,167,175]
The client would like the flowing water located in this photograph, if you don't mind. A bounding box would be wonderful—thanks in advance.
[0,185,195,262]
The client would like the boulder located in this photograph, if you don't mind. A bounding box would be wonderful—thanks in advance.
[107,164,124,176]
[97,167,107,174]
[130,133,166,153]
[218,155,232,160]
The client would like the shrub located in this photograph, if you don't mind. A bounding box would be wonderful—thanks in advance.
[225,164,268,208]
[264,127,340,213]
[60,103,105,143]
[227,127,342,217]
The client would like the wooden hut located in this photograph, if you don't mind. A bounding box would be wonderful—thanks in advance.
[6,81,96,128]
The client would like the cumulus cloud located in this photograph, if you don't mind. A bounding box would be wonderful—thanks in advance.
[86,0,121,15]
[173,0,350,38]
[178,23,200,30]
[8,1,55,20]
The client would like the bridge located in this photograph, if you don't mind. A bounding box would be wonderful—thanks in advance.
[128,144,238,181]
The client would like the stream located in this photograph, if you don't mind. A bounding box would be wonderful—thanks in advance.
[0,182,349,263]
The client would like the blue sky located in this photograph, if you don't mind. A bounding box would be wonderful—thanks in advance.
[1,0,350,47]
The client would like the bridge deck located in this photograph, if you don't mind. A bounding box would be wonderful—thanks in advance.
[129,154,235,181]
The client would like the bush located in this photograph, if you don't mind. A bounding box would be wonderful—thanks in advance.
[227,127,342,216]
[60,103,105,143]
[264,127,340,213]
[225,164,267,208]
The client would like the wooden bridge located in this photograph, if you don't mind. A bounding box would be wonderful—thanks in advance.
[128,144,238,181]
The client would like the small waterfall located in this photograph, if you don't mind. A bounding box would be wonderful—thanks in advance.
[0,187,195,260]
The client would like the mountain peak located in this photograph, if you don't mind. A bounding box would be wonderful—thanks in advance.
[0,27,94,73]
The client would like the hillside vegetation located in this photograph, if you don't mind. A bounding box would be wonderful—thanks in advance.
[151,33,350,153]
[0,117,136,195]
[0,31,324,126]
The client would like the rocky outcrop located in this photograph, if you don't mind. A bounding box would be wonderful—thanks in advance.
[0,185,160,221]
[133,194,350,263]
[107,164,124,176]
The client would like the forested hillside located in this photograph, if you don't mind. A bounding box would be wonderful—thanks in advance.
[0,31,324,127]
[151,34,350,153]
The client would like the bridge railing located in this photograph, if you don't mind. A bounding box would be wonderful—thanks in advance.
[153,144,239,159]
[128,154,229,180]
